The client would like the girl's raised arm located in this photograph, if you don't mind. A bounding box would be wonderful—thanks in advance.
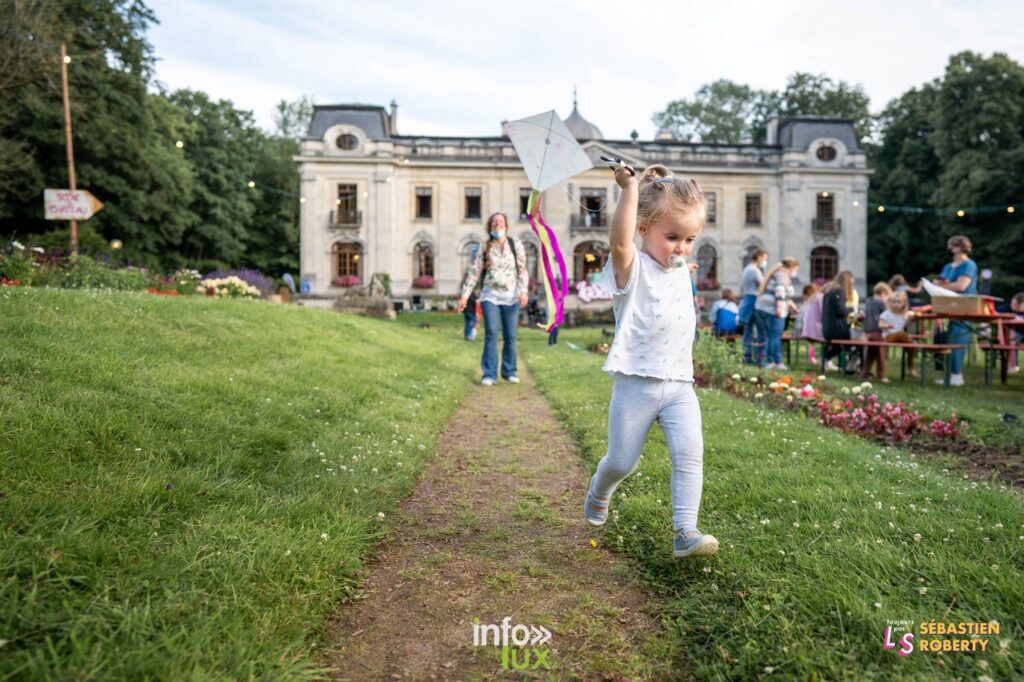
[609,165,638,289]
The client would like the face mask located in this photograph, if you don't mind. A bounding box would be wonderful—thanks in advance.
[760,259,768,268]
[668,254,686,269]
[490,229,506,240]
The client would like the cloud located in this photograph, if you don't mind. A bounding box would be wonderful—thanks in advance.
[147,0,1024,138]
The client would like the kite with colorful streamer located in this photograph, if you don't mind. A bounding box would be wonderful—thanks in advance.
[504,110,594,332]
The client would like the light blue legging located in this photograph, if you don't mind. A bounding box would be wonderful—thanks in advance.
[591,374,704,533]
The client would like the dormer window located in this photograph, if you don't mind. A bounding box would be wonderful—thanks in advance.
[816,145,837,161]
[336,133,359,150]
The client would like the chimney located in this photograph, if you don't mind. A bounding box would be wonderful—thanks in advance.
[389,100,398,136]
[766,114,779,145]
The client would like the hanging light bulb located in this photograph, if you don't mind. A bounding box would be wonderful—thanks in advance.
[852,200,860,207]
[1008,206,1016,214]
[247,180,256,188]
[877,205,885,213]
[956,209,965,218]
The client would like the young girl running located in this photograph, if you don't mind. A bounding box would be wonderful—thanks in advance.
[583,163,718,558]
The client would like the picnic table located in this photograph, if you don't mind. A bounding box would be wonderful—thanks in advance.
[826,339,966,387]
[913,311,1021,386]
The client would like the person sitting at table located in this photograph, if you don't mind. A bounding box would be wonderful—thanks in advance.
[1008,292,1024,375]
[821,271,855,373]
[880,290,919,379]
[932,235,978,387]
[861,282,893,382]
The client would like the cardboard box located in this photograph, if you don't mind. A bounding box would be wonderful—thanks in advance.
[932,295,992,315]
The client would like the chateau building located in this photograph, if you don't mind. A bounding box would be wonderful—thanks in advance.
[295,100,870,305]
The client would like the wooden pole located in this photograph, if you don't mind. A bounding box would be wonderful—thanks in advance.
[60,42,78,256]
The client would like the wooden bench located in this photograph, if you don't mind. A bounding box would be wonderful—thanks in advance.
[827,339,966,387]
[979,343,1022,387]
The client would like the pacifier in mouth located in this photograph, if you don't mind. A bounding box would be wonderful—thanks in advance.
[668,255,687,269]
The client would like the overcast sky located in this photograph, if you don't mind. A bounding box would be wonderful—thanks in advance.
[147,0,1024,139]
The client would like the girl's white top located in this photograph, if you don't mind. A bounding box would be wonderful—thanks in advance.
[880,310,909,334]
[599,243,695,381]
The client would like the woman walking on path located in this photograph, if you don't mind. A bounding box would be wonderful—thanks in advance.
[457,213,529,385]
[584,162,718,559]
[754,258,799,370]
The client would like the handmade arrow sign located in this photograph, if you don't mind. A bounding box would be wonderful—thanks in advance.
[44,189,104,220]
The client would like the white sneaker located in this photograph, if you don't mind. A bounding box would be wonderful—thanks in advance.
[505,375,520,384]
[825,360,839,372]
[935,374,965,387]
[1009,366,1020,375]
[481,377,496,386]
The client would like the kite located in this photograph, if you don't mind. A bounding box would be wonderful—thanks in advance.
[505,110,593,332]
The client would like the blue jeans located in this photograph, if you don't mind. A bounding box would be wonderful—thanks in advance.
[755,310,785,365]
[463,308,477,340]
[591,374,703,533]
[740,295,761,363]
[481,301,519,380]
[949,321,971,374]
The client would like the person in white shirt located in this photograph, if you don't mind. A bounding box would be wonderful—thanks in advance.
[583,162,718,559]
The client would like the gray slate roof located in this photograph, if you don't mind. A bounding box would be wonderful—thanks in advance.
[777,116,860,151]
[306,105,390,140]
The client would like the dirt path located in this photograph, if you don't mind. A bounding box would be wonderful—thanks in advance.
[323,367,671,680]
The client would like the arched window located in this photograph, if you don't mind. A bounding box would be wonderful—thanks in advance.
[521,241,539,283]
[573,241,607,283]
[332,242,362,282]
[460,240,481,282]
[696,244,717,284]
[810,246,839,282]
[414,241,434,278]
[743,242,765,266]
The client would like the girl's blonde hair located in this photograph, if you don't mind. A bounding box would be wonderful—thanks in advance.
[757,257,799,296]
[888,290,909,314]
[637,165,707,230]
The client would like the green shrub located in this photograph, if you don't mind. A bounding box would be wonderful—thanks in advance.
[50,256,152,291]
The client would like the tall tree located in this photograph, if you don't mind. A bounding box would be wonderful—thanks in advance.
[169,89,261,267]
[0,0,192,263]
[866,84,943,284]
[653,73,873,144]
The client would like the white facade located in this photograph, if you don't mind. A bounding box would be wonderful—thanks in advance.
[295,104,870,303]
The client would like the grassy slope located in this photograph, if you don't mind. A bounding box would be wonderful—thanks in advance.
[517,324,1022,680]
[1,289,476,680]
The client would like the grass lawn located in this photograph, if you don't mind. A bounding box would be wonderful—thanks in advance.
[517,324,1023,680]
[1,289,477,679]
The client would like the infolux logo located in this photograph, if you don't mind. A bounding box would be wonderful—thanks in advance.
[472,616,553,671]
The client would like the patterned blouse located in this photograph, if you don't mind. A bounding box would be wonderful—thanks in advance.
[460,237,529,306]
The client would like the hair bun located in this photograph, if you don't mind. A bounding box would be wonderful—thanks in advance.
[639,164,672,187]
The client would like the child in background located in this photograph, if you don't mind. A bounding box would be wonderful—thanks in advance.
[708,288,739,337]
[880,290,918,378]
[797,284,822,366]
[1007,292,1024,374]
[585,162,718,559]
[861,282,892,382]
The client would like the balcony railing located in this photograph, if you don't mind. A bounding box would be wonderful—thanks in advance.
[570,212,607,236]
[330,209,362,228]
[812,217,841,234]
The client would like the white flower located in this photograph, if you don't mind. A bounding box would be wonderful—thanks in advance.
[860,381,872,390]
[852,386,862,394]
[418,444,426,450]
[841,387,850,394]
[702,566,712,573]
[285,549,291,556]
[760,518,770,525]
[731,373,741,380]
[874,602,882,609]
[918,587,927,595]
[786,396,794,402]
[913,533,922,542]
[31,246,44,254]
[769,382,780,390]
[817,375,827,381]
[754,392,764,399]
[10,240,24,250]
[749,377,758,383]
[320,532,329,540]
[376,512,385,519]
